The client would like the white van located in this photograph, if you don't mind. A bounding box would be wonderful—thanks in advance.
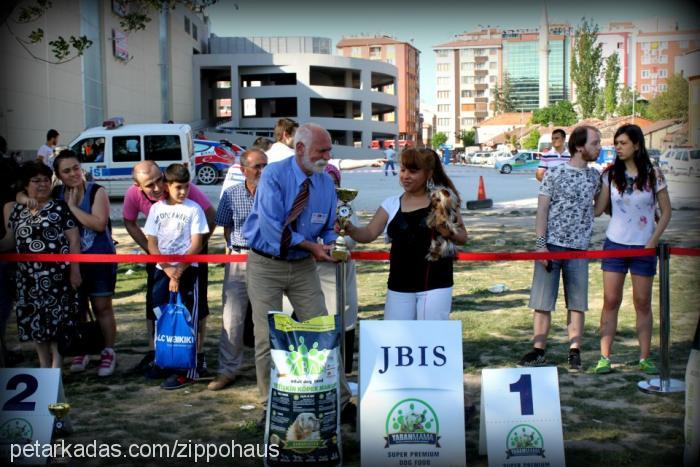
[67,118,195,197]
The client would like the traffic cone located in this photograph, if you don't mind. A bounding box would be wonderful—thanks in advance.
[466,175,493,210]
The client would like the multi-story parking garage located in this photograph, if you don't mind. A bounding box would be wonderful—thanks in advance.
[193,36,399,157]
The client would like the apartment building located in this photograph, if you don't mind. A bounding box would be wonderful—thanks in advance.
[336,35,420,143]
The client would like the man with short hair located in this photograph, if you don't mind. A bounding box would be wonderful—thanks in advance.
[519,125,602,371]
[536,129,570,182]
[244,123,355,427]
[266,117,298,163]
[37,129,59,166]
[122,160,216,377]
[383,141,397,176]
[208,149,267,391]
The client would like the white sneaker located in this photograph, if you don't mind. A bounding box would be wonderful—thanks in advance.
[97,349,116,377]
[70,355,89,373]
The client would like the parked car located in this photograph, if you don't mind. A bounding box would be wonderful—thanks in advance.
[494,151,542,174]
[648,148,661,166]
[69,118,194,196]
[590,146,616,173]
[193,139,244,185]
[668,147,700,177]
[470,151,496,166]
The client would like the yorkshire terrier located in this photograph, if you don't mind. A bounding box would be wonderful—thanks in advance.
[425,185,460,261]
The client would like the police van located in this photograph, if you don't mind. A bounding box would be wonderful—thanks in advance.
[67,117,195,196]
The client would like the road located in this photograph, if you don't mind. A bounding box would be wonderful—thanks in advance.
[109,164,700,216]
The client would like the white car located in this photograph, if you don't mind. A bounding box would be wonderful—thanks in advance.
[668,148,700,177]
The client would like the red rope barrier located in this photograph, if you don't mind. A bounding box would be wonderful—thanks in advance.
[1,247,698,263]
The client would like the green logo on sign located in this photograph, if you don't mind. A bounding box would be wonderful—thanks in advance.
[0,417,33,443]
[505,424,546,458]
[285,336,330,377]
[384,398,440,448]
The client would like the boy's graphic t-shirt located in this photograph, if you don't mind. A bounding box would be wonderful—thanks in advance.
[144,198,209,266]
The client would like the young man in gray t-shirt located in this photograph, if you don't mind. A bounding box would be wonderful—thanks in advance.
[519,125,602,371]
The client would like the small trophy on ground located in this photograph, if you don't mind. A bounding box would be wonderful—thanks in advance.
[331,188,358,262]
[48,402,71,465]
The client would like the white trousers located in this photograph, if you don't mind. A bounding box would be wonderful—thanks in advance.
[384,287,453,320]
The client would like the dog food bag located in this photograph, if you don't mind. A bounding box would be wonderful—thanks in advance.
[265,311,342,467]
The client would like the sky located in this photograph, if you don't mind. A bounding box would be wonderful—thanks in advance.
[207,0,700,108]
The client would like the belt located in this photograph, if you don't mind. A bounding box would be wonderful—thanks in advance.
[251,248,307,262]
[229,246,249,253]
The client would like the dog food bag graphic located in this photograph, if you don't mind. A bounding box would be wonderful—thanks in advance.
[265,312,342,467]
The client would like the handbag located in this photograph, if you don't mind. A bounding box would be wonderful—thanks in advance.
[58,295,105,357]
[154,292,196,369]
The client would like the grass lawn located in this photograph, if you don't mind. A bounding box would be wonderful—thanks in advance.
[3,211,699,466]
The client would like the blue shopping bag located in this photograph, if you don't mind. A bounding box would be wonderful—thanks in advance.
[154,292,196,369]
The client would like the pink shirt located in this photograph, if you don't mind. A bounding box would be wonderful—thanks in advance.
[122,184,212,221]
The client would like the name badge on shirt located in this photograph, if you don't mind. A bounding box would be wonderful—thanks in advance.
[311,212,328,224]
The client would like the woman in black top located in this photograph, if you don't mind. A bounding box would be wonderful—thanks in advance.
[345,148,467,320]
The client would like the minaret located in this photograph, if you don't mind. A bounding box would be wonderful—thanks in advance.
[538,1,549,108]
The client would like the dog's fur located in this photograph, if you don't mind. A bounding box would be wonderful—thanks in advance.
[425,185,460,261]
[286,412,321,441]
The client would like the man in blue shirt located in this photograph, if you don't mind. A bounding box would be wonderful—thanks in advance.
[244,123,355,427]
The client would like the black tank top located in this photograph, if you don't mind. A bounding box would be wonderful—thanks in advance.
[387,205,453,292]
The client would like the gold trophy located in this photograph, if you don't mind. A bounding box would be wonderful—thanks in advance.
[48,402,71,465]
[331,188,358,262]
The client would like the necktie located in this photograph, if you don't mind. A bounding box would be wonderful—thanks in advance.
[280,178,310,258]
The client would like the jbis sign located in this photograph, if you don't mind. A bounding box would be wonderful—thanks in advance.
[378,346,447,374]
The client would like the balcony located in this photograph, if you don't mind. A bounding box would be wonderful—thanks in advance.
[475,97,489,103]
[474,83,489,91]
[475,69,488,77]
[475,110,489,118]
[474,56,488,64]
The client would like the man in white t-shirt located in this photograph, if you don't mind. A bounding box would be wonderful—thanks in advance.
[144,163,210,390]
[266,117,298,163]
[37,129,59,167]
[536,129,570,182]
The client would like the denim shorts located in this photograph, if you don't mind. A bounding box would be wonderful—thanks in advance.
[601,238,657,277]
[79,262,117,297]
[528,244,589,312]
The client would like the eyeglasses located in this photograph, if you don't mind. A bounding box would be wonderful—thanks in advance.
[243,163,267,170]
[29,178,51,184]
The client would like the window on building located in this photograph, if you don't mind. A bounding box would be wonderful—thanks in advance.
[642,55,650,65]
[184,17,190,34]
[659,69,668,78]
[490,49,497,55]
[462,117,476,126]
[145,135,182,162]
[617,42,624,49]
[489,61,497,69]
[351,47,362,57]
[460,62,473,71]
[460,49,472,58]
[438,118,451,126]
[659,55,668,64]
[437,63,450,72]
[437,90,450,99]
[437,77,449,85]
[216,81,232,88]
[641,69,650,78]
[641,42,650,51]
[436,49,449,57]
[461,76,473,85]
[461,90,472,98]
[113,136,141,163]
[660,41,668,49]
[369,46,382,59]
[641,84,650,93]
[490,75,496,83]
[385,45,396,64]
[658,84,667,92]
[437,104,451,112]
[192,24,198,41]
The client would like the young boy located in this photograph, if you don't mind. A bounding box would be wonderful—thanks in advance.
[144,163,209,389]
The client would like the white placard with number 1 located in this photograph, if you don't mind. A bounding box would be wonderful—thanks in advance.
[0,368,66,465]
[479,367,565,467]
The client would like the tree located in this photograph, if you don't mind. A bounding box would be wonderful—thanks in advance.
[531,101,578,126]
[2,0,216,64]
[491,85,501,114]
[521,129,540,150]
[647,74,689,120]
[491,73,515,114]
[571,17,603,118]
[617,85,635,116]
[602,53,620,118]
[460,129,476,147]
[432,132,448,149]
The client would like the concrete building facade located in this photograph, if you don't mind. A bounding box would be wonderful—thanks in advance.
[194,36,399,158]
[336,35,420,144]
[0,0,208,152]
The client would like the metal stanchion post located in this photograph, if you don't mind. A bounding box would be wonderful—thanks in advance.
[639,242,685,394]
[336,261,347,363]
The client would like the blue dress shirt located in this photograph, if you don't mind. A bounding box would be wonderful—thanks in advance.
[243,156,338,259]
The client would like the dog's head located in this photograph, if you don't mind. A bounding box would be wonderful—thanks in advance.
[295,412,320,434]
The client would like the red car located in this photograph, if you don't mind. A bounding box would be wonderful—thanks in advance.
[193,139,244,185]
